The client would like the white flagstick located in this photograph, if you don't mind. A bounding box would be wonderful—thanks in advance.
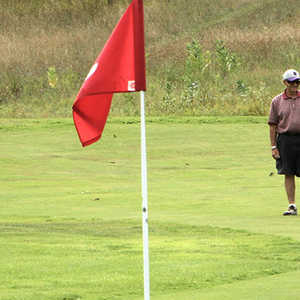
[140,91,150,300]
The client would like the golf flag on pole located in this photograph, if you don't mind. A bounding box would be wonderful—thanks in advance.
[72,0,146,147]
[72,2,150,299]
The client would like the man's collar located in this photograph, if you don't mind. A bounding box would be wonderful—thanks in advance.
[283,89,300,99]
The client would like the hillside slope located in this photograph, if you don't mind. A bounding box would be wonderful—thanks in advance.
[0,0,300,117]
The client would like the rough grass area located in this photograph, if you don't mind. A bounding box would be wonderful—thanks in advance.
[1,0,300,117]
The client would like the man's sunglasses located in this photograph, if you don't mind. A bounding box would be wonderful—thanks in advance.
[287,80,300,85]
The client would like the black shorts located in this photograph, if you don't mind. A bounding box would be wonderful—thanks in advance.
[276,134,300,177]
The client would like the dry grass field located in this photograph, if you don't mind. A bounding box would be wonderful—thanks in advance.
[0,0,300,117]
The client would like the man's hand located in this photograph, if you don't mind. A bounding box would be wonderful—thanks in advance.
[272,148,280,159]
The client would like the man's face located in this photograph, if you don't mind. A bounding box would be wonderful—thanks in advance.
[284,79,300,92]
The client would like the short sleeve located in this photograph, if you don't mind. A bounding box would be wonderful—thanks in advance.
[268,98,279,125]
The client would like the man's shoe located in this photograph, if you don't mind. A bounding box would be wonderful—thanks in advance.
[283,204,298,216]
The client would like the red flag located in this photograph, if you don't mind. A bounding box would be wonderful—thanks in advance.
[72,0,146,147]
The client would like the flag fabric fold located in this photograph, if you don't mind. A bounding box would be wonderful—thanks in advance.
[72,0,146,147]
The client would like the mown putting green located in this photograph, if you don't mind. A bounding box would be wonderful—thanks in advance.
[1,220,300,300]
[1,117,300,300]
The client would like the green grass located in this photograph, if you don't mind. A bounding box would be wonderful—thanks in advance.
[2,117,300,299]
[2,221,300,300]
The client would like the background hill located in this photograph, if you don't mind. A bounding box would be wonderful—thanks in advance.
[1,0,300,117]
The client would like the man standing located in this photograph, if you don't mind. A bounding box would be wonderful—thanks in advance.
[268,69,300,215]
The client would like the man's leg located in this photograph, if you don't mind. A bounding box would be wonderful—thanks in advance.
[283,175,297,215]
[285,174,295,204]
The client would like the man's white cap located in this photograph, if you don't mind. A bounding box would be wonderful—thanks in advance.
[283,69,300,81]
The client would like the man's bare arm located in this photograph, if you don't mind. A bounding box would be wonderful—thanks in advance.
[269,124,280,159]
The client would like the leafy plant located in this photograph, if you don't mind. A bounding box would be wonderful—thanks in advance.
[215,40,240,77]
[160,80,177,113]
[180,39,213,112]
[47,67,58,88]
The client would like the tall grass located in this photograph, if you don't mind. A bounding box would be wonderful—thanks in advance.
[1,0,300,118]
